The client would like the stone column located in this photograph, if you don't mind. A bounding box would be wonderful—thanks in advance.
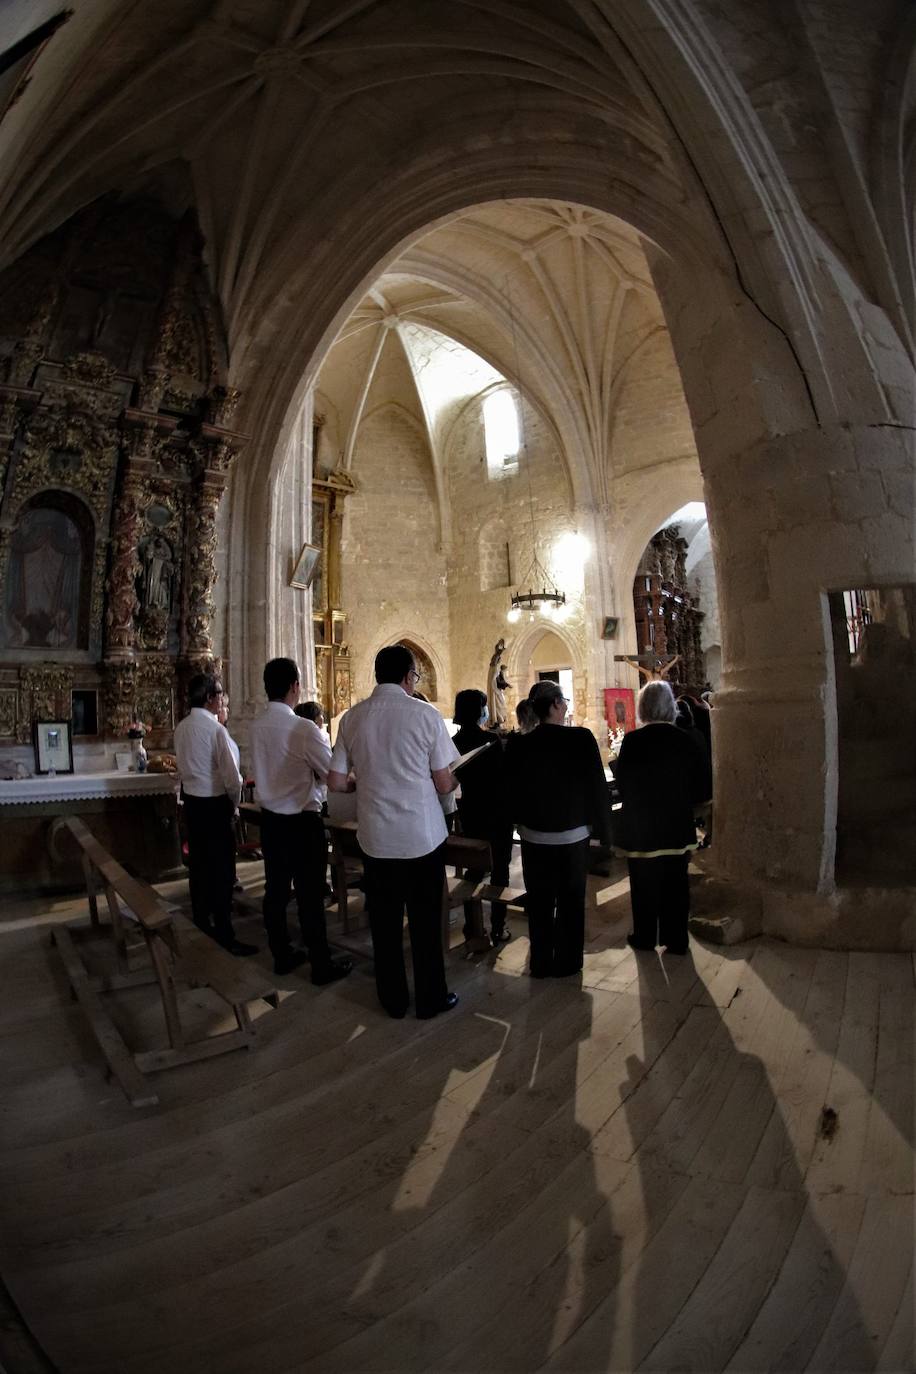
[702,423,914,937]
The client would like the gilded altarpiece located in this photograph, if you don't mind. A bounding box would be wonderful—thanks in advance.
[311,463,356,720]
[0,194,245,749]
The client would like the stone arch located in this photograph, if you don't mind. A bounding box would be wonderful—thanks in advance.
[224,127,910,929]
[505,620,584,695]
[362,630,444,705]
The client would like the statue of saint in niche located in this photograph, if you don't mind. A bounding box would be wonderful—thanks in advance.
[4,506,82,649]
[486,637,511,728]
[138,536,174,613]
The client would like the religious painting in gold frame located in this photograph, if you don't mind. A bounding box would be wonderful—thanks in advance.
[309,489,330,610]
[290,542,321,590]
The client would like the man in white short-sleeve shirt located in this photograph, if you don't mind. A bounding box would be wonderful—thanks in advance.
[329,644,459,1019]
[174,672,256,957]
[249,657,352,983]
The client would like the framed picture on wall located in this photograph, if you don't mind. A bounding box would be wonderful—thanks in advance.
[603,687,636,736]
[33,719,74,774]
[290,542,321,590]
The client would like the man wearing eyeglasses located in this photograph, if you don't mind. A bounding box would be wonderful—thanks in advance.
[250,657,353,983]
[174,672,257,957]
[328,643,460,1020]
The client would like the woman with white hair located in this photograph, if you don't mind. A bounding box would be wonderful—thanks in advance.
[613,679,712,954]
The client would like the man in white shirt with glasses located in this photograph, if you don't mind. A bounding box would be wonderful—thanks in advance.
[250,657,352,983]
[329,643,459,1019]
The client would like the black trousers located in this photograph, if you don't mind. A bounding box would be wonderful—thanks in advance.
[259,809,332,966]
[627,854,691,949]
[362,844,448,1017]
[183,793,236,946]
[520,837,590,977]
[461,823,513,935]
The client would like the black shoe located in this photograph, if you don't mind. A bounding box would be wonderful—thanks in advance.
[491,928,512,945]
[626,934,656,952]
[225,939,258,957]
[274,949,309,976]
[383,1005,408,1020]
[417,991,459,1019]
[312,957,353,986]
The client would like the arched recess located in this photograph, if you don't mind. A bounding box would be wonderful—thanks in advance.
[228,146,808,710]
[1,489,94,651]
[362,630,445,705]
[224,128,902,920]
[607,465,707,688]
[505,620,585,698]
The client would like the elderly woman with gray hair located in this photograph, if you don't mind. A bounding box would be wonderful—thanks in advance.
[613,679,712,954]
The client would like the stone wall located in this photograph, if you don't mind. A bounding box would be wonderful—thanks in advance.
[444,392,583,721]
[341,405,450,703]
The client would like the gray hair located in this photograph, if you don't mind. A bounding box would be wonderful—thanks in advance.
[637,679,677,725]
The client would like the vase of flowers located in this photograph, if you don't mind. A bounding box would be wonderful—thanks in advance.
[127,719,149,772]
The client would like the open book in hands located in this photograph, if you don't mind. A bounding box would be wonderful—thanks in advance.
[450,740,495,772]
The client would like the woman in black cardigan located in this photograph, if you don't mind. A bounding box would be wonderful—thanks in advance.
[506,681,612,978]
[613,680,712,954]
[452,689,513,942]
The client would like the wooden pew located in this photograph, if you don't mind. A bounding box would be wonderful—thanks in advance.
[238,804,526,954]
[50,816,281,1107]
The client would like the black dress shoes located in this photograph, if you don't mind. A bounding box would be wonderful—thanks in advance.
[626,934,657,952]
[273,949,309,976]
[311,957,353,986]
[417,991,459,1020]
[225,939,259,957]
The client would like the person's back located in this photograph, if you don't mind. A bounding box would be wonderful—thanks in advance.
[247,657,349,983]
[329,644,459,1019]
[508,722,611,845]
[614,721,710,854]
[336,688,452,859]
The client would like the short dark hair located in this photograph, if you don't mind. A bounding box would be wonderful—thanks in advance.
[515,699,537,732]
[453,688,487,727]
[527,680,563,722]
[264,657,299,701]
[375,644,415,684]
[295,700,324,723]
[188,672,220,709]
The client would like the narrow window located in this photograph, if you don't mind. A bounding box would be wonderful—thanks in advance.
[483,390,519,479]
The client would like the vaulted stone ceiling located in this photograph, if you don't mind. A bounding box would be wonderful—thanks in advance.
[0,0,709,412]
[316,199,697,524]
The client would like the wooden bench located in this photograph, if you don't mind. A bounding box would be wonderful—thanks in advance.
[50,816,281,1108]
[238,805,525,954]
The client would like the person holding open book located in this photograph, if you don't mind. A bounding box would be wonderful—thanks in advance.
[328,644,460,1020]
[452,688,513,943]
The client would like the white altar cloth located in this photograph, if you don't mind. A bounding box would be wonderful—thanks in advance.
[0,771,177,805]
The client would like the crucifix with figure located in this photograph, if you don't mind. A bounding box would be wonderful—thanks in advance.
[613,652,681,682]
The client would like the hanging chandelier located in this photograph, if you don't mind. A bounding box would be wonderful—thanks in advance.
[507,551,566,622]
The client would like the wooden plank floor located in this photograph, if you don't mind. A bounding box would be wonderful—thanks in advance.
[0,864,913,1373]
